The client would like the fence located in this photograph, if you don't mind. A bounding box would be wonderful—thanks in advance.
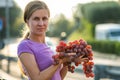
[0,54,26,79]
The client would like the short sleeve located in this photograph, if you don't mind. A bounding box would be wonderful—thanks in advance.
[17,40,33,57]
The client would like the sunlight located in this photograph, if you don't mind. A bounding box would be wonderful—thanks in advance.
[15,0,118,19]
[15,0,93,19]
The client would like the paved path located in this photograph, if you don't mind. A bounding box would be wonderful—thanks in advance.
[0,69,93,80]
[0,69,21,80]
[65,72,93,80]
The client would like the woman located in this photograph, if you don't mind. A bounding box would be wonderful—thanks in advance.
[17,1,87,80]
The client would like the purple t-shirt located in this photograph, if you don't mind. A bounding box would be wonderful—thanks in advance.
[17,39,61,80]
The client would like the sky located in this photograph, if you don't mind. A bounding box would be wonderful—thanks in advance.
[15,0,118,19]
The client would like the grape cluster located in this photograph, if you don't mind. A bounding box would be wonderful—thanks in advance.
[52,39,94,78]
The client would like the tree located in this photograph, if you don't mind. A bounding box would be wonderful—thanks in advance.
[81,1,120,24]
[73,1,120,39]
[0,0,23,39]
[47,14,74,40]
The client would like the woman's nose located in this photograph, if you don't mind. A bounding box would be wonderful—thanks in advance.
[38,20,44,26]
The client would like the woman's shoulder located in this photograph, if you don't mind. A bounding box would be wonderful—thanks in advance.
[17,39,34,56]
[19,39,29,44]
[18,39,30,47]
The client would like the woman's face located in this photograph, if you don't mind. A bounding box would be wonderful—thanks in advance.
[27,9,49,36]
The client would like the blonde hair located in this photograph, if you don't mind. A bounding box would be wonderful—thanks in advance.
[23,0,50,39]
[18,60,27,78]
[24,0,50,23]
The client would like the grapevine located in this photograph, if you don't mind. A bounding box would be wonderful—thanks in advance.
[52,38,94,78]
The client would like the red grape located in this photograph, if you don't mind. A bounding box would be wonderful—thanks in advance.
[52,38,94,78]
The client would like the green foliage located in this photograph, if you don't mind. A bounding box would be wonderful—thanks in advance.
[10,3,23,37]
[0,1,23,38]
[81,1,120,24]
[47,14,74,40]
[88,40,120,55]
[70,1,120,40]
[67,18,93,41]
[67,30,83,41]
[115,42,120,55]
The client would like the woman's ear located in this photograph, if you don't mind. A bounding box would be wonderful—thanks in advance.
[26,20,29,27]
[26,19,29,24]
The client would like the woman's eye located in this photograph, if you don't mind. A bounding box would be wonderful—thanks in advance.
[34,17,39,21]
[33,17,48,21]
[43,17,48,21]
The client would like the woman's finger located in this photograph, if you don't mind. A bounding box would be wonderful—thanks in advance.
[67,53,76,56]
[80,58,89,62]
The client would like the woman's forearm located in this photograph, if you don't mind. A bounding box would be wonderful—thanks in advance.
[60,65,68,80]
[28,61,62,80]
[38,64,61,80]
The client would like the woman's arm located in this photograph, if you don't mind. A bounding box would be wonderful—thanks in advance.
[59,55,74,80]
[19,52,62,80]
[60,64,68,80]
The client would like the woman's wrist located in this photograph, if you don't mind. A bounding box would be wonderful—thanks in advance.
[63,62,69,67]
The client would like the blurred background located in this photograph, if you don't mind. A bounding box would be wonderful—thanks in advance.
[0,0,120,80]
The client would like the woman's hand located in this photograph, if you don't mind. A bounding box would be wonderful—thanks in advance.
[52,52,88,65]
[73,55,89,64]
[60,52,76,63]
[60,52,89,63]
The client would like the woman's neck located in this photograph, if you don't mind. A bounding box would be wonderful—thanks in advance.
[29,34,45,43]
